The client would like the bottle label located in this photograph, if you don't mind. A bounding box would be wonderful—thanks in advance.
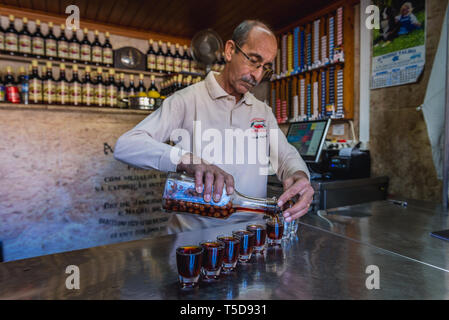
[165,57,174,72]
[29,79,42,103]
[32,37,44,55]
[147,54,156,70]
[119,88,126,100]
[0,85,6,102]
[6,86,20,103]
[95,84,105,106]
[128,88,135,98]
[57,82,69,104]
[103,48,113,64]
[0,33,4,50]
[157,56,165,71]
[70,82,82,105]
[46,39,57,57]
[69,43,80,59]
[174,58,182,73]
[190,61,197,73]
[163,179,230,207]
[107,86,117,106]
[92,46,102,63]
[19,35,31,53]
[182,59,190,73]
[43,81,55,104]
[5,33,18,51]
[81,44,91,61]
[58,41,69,58]
[83,84,94,105]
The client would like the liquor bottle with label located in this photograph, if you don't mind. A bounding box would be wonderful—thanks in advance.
[69,64,82,106]
[45,22,57,60]
[147,75,160,98]
[5,15,18,55]
[117,73,127,106]
[106,69,118,107]
[69,26,80,63]
[127,74,136,98]
[102,32,113,67]
[189,48,197,74]
[5,66,20,103]
[57,24,69,61]
[173,43,182,73]
[43,62,56,104]
[91,30,103,66]
[82,66,94,106]
[80,28,92,64]
[181,45,190,73]
[19,67,29,105]
[57,63,69,105]
[19,17,32,57]
[0,17,5,53]
[176,74,183,91]
[162,173,282,220]
[165,42,174,74]
[156,40,165,73]
[94,67,105,107]
[146,39,156,72]
[29,60,42,104]
[31,19,44,58]
[137,73,147,97]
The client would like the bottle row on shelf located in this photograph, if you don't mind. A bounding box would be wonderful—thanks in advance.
[0,60,202,108]
[0,14,226,75]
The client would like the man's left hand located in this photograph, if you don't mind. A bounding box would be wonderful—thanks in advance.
[278,171,314,222]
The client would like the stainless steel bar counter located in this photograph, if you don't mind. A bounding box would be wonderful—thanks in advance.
[1,200,449,300]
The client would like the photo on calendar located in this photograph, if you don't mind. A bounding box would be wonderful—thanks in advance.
[372,0,425,57]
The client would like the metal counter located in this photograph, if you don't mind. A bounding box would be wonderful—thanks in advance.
[1,200,449,299]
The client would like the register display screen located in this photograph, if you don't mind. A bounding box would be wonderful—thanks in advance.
[286,119,330,163]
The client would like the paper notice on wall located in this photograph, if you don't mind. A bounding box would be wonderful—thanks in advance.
[371,0,426,89]
[332,123,345,136]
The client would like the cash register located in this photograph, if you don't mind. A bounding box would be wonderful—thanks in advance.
[267,119,388,211]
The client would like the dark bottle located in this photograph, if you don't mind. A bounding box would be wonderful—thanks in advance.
[57,63,69,105]
[19,66,29,104]
[94,67,105,107]
[57,24,69,61]
[29,59,42,104]
[18,17,32,57]
[0,17,5,53]
[45,22,57,60]
[127,74,136,98]
[5,15,18,55]
[173,43,182,73]
[137,73,147,96]
[176,74,183,91]
[43,62,56,105]
[91,30,103,66]
[147,75,159,96]
[156,40,165,73]
[69,64,82,106]
[102,32,113,67]
[31,19,45,58]
[181,44,190,73]
[146,39,156,72]
[82,66,94,106]
[117,72,127,106]
[69,26,80,63]
[80,28,92,65]
[106,69,118,107]
[5,66,20,103]
[165,42,174,74]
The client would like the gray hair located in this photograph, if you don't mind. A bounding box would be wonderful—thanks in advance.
[231,20,275,47]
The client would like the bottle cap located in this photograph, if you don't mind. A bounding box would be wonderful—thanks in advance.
[6,66,12,72]
[139,73,144,79]
[72,26,76,31]
[86,66,91,72]
[32,60,38,67]
[151,75,155,81]
[106,32,110,37]
[49,22,53,27]
[130,74,134,80]
[60,24,65,30]
[97,67,103,73]
[120,73,124,78]
[84,28,88,33]
[73,65,78,71]
[23,17,28,23]
[19,66,25,73]
[46,61,52,68]
[95,30,99,35]
[109,69,115,75]
[149,39,153,44]
[60,63,65,69]
[36,19,41,25]
[9,15,14,21]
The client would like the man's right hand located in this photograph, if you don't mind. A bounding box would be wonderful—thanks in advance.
[176,153,235,203]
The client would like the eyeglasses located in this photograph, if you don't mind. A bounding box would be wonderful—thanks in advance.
[234,42,273,80]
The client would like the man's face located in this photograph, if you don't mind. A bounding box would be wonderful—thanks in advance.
[225,27,277,95]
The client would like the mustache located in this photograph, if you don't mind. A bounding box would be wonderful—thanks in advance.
[241,76,258,87]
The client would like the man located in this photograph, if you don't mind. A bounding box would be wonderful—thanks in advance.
[114,20,314,232]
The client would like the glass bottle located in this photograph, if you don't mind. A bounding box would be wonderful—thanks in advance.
[57,24,69,62]
[106,69,118,107]
[45,22,57,60]
[69,26,80,63]
[137,73,146,97]
[29,59,42,104]
[57,63,69,105]
[156,40,165,73]
[94,67,105,107]
[147,39,156,72]
[5,15,18,55]
[173,43,182,73]
[127,74,136,98]
[69,64,82,106]
[80,28,91,64]
[165,42,174,74]
[91,30,102,66]
[117,72,127,107]
[147,75,160,98]
[181,45,190,73]
[82,66,94,107]
[43,61,56,105]
[162,173,281,220]
[19,17,32,57]
[0,17,5,53]
[5,66,20,103]
[102,32,113,67]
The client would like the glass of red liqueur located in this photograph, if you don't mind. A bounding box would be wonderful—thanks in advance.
[216,234,240,273]
[266,216,285,245]
[232,230,255,263]
[175,245,203,288]
[246,223,267,253]
[199,240,224,280]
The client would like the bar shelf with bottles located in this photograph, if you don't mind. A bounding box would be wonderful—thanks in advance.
[0,14,205,79]
[269,3,354,124]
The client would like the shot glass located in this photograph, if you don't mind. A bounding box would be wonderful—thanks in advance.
[232,230,255,263]
[246,223,267,254]
[199,240,224,280]
[216,234,240,273]
[266,217,285,245]
[175,245,203,288]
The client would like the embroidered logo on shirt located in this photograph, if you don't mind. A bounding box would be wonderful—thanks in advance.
[250,118,266,132]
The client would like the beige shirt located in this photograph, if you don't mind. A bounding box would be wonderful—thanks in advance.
[114,72,309,232]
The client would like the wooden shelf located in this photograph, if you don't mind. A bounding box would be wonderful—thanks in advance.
[0,102,153,115]
[0,53,205,78]
[271,61,345,81]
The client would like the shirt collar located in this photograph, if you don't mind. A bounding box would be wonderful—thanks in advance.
[205,71,253,106]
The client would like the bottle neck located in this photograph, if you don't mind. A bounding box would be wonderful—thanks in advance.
[231,191,280,217]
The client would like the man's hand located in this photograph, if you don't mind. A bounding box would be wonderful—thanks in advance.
[176,153,235,203]
[278,171,314,222]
